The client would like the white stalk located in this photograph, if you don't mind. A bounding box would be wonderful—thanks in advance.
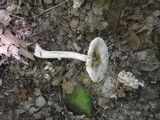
[34,44,88,61]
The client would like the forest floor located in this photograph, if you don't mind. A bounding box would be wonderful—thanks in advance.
[0,0,160,120]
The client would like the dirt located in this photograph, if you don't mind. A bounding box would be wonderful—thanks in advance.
[0,0,160,120]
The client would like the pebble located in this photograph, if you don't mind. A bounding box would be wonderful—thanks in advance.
[43,74,51,82]
[24,101,34,109]
[29,107,38,114]
[51,77,62,86]
[44,62,53,71]
[35,96,47,107]
[34,88,41,96]
[47,100,53,106]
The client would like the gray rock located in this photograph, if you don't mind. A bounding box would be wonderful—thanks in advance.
[29,107,38,114]
[35,96,47,107]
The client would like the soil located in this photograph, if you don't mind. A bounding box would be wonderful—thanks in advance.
[0,0,160,120]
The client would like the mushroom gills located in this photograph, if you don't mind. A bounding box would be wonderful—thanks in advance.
[92,48,101,67]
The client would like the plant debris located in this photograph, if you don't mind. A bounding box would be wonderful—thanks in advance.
[0,0,160,120]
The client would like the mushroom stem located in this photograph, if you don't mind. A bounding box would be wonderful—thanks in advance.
[34,44,88,61]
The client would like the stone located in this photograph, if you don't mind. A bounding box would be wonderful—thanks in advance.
[35,96,47,107]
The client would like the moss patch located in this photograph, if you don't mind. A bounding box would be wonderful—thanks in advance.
[63,84,94,117]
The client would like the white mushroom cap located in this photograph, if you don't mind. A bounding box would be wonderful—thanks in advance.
[86,37,109,82]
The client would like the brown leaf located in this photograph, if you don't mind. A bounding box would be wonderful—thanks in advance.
[19,48,35,61]
[20,89,29,101]
[20,42,31,50]
[0,29,32,59]
[19,41,32,49]
[2,30,20,45]
[3,30,32,48]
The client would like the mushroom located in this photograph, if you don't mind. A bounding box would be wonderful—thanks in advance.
[34,37,109,82]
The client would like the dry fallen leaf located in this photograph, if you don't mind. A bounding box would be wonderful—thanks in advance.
[20,89,29,101]
[1,30,20,45]
[0,9,11,26]
[0,31,20,59]
[0,29,32,60]
[19,48,35,61]
[3,30,32,48]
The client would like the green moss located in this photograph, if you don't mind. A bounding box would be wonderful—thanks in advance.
[63,84,94,117]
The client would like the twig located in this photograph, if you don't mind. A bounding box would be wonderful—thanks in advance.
[59,88,70,120]
[10,14,24,19]
[30,0,68,19]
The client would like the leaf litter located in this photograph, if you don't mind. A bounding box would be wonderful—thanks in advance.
[0,0,160,120]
